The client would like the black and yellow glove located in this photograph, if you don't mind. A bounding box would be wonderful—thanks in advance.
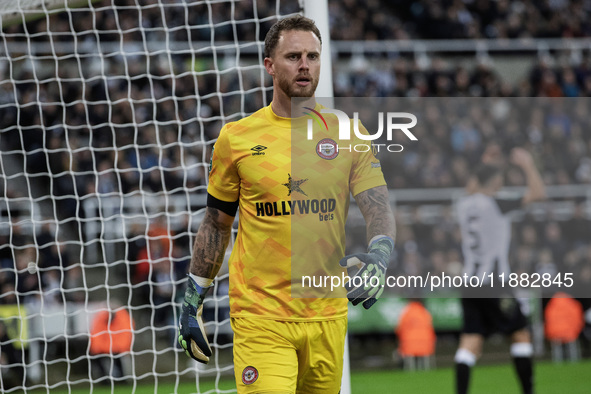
[339,236,394,309]
[178,276,212,363]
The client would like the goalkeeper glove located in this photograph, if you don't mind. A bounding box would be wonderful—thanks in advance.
[339,235,394,309]
[178,275,212,364]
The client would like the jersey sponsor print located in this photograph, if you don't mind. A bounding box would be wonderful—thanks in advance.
[208,104,386,319]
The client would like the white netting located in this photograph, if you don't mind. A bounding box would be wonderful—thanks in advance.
[0,0,301,392]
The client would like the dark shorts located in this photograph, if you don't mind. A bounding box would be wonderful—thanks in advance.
[461,297,528,336]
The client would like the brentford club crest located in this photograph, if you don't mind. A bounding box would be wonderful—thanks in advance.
[316,138,339,160]
[242,366,258,385]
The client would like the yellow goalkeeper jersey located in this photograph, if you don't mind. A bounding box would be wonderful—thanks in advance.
[207,103,386,321]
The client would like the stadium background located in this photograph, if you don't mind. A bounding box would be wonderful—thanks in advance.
[0,0,590,392]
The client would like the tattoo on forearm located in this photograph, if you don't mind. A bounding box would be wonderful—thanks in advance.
[190,207,232,278]
[356,186,396,244]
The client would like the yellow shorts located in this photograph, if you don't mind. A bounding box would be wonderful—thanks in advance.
[231,316,347,394]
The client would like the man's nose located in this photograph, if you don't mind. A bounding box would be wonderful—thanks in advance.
[299,56,309,70]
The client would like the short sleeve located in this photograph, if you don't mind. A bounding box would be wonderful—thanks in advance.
[349,120,387,196]
[494,197,522,214]
[207,125,240,202]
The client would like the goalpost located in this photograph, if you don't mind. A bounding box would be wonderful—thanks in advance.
[0,0,347,393]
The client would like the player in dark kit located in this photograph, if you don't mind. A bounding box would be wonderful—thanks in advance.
[455,148,545,394]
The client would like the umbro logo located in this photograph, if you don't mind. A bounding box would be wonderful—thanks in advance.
[251,145,267,156]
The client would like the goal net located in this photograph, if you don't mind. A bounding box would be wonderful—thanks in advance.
[0,0,314,392]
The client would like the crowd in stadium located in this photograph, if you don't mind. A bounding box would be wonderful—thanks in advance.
[1,1,590,345]
[387,202,591,299]
[330,0,591,40]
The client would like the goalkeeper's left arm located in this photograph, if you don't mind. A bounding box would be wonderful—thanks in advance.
[178,204,235,364]
[341,185,396,309]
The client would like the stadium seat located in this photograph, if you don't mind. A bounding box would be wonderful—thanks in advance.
[544,292,584,362]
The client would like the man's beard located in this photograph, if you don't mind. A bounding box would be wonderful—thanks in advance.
[276,73,319,98]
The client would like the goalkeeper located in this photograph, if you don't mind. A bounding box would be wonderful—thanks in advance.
[178,15,395,393]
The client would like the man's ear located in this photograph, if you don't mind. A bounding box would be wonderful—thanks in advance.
[264,57,274,76]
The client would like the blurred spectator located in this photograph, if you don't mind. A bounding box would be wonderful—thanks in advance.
[151,257,176,344]
[562,203,589,247]
[544,222,568,261]
[395,300,436,369]
[14,248,41,306]
[0,320,24,389]
[89,307,134,383]
[63,264,85,303]
[545,292,584,361]
[38,241,70,271]
[41,270,63,306]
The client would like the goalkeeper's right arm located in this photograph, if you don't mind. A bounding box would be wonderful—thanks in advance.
[178,205,234,363]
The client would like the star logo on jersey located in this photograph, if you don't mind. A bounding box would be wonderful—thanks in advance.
[251,145,267,156]
[283,173,308,197]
